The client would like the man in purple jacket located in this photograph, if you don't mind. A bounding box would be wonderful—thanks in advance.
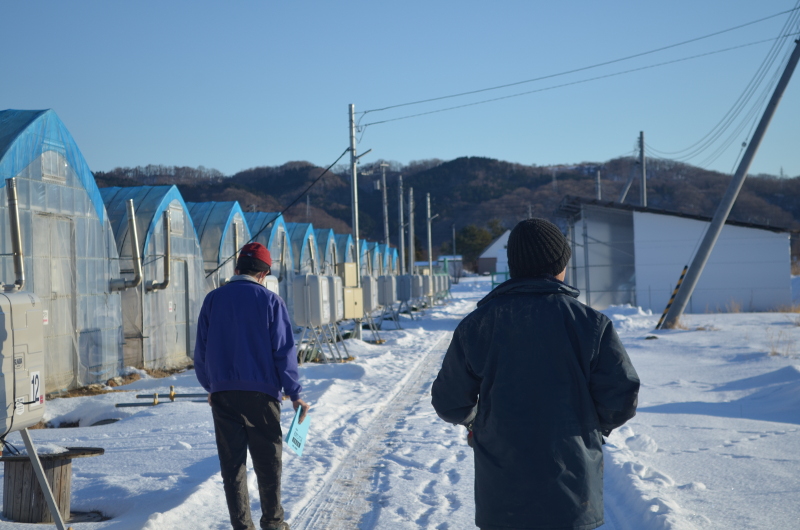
[195,242,308,530]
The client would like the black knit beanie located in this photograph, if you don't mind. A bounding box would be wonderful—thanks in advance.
[507,218,571,279]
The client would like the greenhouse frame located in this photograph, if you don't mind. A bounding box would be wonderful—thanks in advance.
[314,228,337,276]
[101,185,208,370]
[286,222,318,275]
[335,233,356,265]
[187,201,251,289]
[0,109,124,391]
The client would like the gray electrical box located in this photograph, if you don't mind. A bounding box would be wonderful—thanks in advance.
[397,275,412,302]
[0,291,45,434]
[327,275,344,322]
[378,275,397,306]
[361,275,380,312]
[293,275,330,327]
[411,275,424,299]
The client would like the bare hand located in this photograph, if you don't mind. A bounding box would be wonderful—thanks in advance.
[293,398,310,424]
[207,394,212,406]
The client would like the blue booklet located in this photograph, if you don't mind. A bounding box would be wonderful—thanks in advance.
[285,406,310,457]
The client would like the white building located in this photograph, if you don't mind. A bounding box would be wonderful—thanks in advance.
[477,230,510,274]
[556,196,792,312]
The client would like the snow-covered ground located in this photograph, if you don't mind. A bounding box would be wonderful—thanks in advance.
[2,277,800,529]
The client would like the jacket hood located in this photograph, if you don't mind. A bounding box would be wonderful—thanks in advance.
[477,276,580,307]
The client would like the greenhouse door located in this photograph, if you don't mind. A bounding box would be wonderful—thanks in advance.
[33,214,77,392]
[169,259,190,359]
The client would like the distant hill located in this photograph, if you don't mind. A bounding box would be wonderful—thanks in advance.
[94,156,800,263]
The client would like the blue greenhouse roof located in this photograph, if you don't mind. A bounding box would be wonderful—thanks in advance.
[101,185,196,255]
[335,233,354,264]
[245,212,286,249]
[0,109,107,222]
[187,201,250,266]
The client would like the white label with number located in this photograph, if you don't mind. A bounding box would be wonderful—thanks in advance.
[30,371,42,407]
[42,310,49,325]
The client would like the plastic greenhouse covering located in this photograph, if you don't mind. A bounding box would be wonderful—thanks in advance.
[187,201,251,289]
[101,186,208,370]
[359,240,372,277]
[314,228,337,276]
[334,233,356,265]
[367,242,383,277]
[0,109,124,392]
[378,244,392,276]
[244,211,294,316]
[286,222,318,275]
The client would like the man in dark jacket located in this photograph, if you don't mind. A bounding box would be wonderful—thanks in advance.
[432,218,639,530]
[195,242,309,530]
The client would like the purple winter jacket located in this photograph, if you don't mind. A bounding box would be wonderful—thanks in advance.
[194,275,302,401]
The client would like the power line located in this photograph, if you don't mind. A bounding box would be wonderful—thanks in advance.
[359,7,800,116]
[646,4,800,161]
[361,35,798,128]
[205,147,350,278]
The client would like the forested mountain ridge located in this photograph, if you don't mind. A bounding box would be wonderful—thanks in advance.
[94,156,800,264]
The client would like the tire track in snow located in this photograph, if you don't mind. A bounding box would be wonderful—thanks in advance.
[291,332,452,530]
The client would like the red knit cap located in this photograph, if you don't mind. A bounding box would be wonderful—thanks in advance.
[238,242,272,267]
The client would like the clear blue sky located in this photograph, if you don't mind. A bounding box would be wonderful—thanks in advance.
[2,1,798,177]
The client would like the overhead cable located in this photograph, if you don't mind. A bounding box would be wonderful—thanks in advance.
[205,147,350,279]
[646,5,800,161]
[361,35,799,128]
[360,7,800,116]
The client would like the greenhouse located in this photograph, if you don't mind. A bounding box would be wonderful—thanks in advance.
[378,244,393,276]
[101,185,208,370]
[286,222,319,275]
[390,247,399,274]
[335,233,356,265]
[314,228,337,276]
[0,109,124,392]
[187,201,251,289]
[367,242,383,277]
[244,211,294,312]
[359,239,372,277]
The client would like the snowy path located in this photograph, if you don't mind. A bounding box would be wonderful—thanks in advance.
[292,333,454,529]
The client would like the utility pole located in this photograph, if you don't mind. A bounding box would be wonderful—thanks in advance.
[408,187,415,275]
[398,175,406,274]
[426,193,438,306]
[639,131,647,207]
[452,223,456,256]
[527,204,533,219]
[380,162,390,246]
[348,104,362,339]
[596,170,602,200]
[662,38,800,329]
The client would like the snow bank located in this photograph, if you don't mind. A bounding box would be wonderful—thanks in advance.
[602,304,656,333]
[605,426,704,530]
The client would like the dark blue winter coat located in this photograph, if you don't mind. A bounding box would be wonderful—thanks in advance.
[194,275,302,402]
[432,277,639,530]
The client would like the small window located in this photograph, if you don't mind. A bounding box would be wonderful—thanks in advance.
[41,150,68,183]
[169,206,184,235]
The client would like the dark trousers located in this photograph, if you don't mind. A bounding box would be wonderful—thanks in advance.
[211,391,284,530]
